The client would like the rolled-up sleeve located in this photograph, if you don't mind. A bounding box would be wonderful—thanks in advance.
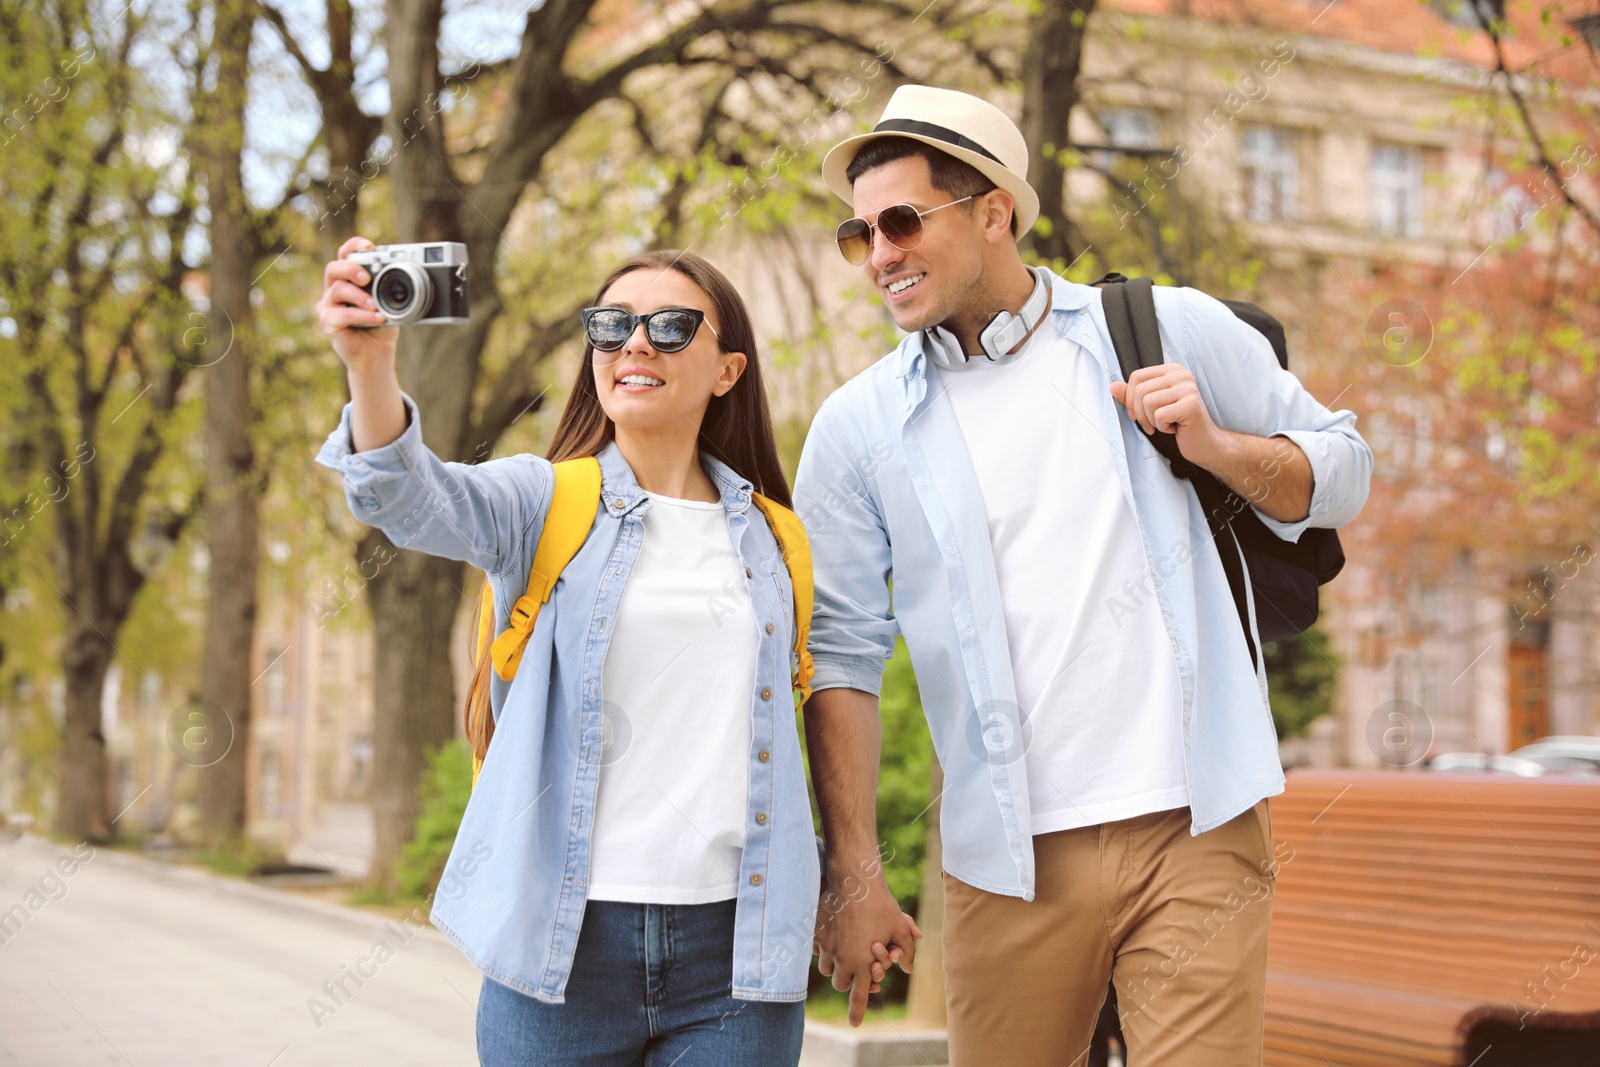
[314,392,553,576]
[793,401,898,697]
[1168,288,1373,542]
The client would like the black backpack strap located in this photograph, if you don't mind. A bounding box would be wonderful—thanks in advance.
[1096,271,1259,669]
[1094,274,1200,480]
[1095,274,1146,386]
[1193,481,1259,670]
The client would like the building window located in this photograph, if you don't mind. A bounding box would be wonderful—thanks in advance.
[259,750,281,806]
[1572,15,1600,51]
[1371,143,1425,238]
[349,738,373,789]
[264,646,288,715]
[1097,107,1163,151]
[1241,126,1299,223]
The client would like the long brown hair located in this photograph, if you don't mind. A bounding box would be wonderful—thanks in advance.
[546,249,792,509]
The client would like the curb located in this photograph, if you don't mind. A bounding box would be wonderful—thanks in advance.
[13,832,468,966]
[801,1020,949,1067]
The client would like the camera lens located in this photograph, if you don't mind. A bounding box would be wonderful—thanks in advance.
[372,263,430,324]
[379,271,413,309]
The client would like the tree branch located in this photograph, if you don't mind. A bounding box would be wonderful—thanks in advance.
[1477,6,1600,237]
[467,314,584,452]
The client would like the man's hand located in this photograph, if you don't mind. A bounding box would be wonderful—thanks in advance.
[1110,363,1224,467]
[1110,364,1313,522]
[814,862,923,1027]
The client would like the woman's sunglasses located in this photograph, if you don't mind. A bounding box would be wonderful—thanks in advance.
[581,306,721,354]
[834,195,974,265]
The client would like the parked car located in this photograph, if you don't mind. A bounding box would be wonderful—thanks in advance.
[1510,735,1600,774]
[1425,736,1600,776]
[1426,752,1546,776]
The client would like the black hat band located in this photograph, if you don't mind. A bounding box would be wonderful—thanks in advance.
[872,118,1004,166]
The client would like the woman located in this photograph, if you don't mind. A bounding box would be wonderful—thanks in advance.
[315,239,881,1065]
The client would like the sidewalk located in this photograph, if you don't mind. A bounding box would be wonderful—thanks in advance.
[0,832,947,1066]
[0,833,479,1065]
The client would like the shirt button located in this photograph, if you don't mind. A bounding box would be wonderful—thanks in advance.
[749,874,763,886]
[765,622,775,634]
[745,567,753,578]
[755,812,768,825]
[758,749,770,762]
[612,498,625,509]
[761,687,772,700]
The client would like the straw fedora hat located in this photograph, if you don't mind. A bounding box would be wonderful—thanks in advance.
[822,85,1040,236]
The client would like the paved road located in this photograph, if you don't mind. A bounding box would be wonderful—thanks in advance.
[0,834,481,1066]
[0,833,948,1067]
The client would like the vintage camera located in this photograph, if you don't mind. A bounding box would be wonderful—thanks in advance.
[347,242,469,326]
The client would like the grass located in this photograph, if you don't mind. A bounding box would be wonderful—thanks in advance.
[805,985,910,1024]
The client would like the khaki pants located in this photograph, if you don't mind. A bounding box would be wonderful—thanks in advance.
[943,803,1276,1067]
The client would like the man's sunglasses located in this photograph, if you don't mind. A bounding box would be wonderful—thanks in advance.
[581,306,721,354]
[835,195,974,265]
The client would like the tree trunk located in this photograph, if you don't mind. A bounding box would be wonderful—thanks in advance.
[308,0,382,260]
[1021,0,1097,267]
[196,0,262,845]
[904,760,947,1027]
[361,530,464,888]
[57,621,115,841]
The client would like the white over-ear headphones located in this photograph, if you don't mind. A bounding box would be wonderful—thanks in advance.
[923,266,1054,370]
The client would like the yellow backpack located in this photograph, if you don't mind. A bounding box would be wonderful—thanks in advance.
[463,456,815,787]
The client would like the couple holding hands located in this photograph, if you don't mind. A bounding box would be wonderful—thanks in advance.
[316,86,1371,1067]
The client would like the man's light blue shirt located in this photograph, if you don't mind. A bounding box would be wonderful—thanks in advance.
[793,271,1372,901]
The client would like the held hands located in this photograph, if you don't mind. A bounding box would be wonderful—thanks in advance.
[316,235,396,375]
[1109,363,1225,469]
[814,865,923,1028]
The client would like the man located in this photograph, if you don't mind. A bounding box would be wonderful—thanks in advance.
[795,85,1372,1065]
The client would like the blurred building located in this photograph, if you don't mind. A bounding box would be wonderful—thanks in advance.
[1073,0,1600,765]
[93,543,385,869]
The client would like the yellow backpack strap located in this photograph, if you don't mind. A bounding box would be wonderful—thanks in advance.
[470,456,602,790]
[751,494,814,703]
[489,456,603,681]
[469,585,496,785]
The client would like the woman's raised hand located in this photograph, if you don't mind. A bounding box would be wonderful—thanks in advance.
[317,235,396,375]
[318,235,407,451]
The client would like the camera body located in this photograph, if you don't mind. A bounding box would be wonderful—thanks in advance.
[347,242,469,327]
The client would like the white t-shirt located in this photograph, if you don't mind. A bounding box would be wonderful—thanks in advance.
[587,492,759,903]
[936,326,1189,835]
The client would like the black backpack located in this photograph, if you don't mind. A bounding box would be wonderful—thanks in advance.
[1093,273,1345,667]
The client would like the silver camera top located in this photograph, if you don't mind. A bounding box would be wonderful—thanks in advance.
[347,241,467,271]
[347,242,469,327]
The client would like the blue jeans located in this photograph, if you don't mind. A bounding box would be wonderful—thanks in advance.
[476,898,806,1066]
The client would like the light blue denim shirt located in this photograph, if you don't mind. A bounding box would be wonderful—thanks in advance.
[316,397,820,1003]
[793,271,1372,901]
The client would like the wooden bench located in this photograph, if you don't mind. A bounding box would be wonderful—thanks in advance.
[1264,768,1600,1066]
